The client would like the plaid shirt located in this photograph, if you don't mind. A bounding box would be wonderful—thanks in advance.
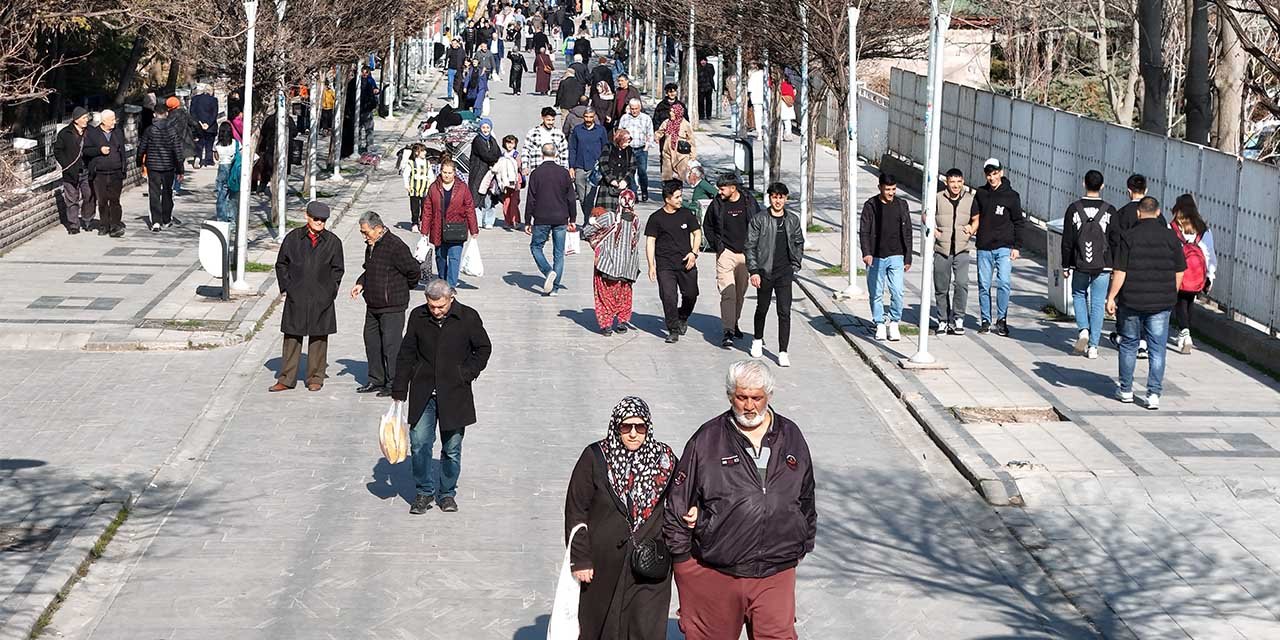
[617,111,654,150]
[521,124,568,173]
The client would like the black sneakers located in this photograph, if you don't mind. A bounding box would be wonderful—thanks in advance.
[978,321,991,334]
[665,331,679,343]
[721,331,734,348]
[677,320,688,335]
[994,318,1010,337]
[438,496,458,512]
[409,494,434,515]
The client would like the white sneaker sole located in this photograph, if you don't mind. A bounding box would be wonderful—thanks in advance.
[1073,333,1089,354]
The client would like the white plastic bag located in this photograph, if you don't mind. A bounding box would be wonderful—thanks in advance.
[413,235,434,262]
[378,401,410,464]
[460,238,485,277]
[547,523,586,640]
[565,229,581,256]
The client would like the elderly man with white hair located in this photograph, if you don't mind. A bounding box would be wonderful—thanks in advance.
[616,98,654,201]
[663,359,817,640]
[190,83,220,168]
[82,109,128,237]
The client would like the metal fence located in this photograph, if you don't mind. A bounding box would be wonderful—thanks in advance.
[814,86,890,164]
[887,67,1280,334]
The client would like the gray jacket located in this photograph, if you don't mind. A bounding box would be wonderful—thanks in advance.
[745,211,805,277]
[934,190,975,255]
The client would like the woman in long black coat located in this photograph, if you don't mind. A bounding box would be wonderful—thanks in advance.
[468,119,502,228]
[564,396,677,640]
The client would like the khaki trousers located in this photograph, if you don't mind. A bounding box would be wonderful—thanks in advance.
[716,250,749,331]
[278,334,329,387]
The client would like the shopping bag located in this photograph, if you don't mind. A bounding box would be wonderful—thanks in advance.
[460,238,485,277]
[547,523,587,640]
[565,229,581,256]
[378,401,410,464]
[413,235,434,262]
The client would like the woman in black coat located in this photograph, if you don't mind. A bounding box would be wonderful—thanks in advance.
[589,130,636,215]
[564,396,677,640]
[468,119,502,228]
[507,50,528,94]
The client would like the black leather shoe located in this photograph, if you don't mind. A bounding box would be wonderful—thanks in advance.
[438,496,458,512]
[376,387,392,397]
[356,383,381,393]
[721,331,734,348]
[665,331,679,344]
[409,494,434,515]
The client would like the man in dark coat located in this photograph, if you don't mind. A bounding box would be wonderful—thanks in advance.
[652,83,688,132]
[351,211,419,396]
[270,201,345,393]
[392,278,493,514]
[135,104,185,231]
[82,109,128,237]
[53,106,92,234]
[190,85,219,168]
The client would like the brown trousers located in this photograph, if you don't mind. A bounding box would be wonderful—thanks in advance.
[716,251,749,331]
[674,558,797,640]
[278,334,329,387]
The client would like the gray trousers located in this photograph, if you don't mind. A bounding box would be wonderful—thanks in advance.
[572,170,594,224]
[62,173,95,228]
[933,251,970,326]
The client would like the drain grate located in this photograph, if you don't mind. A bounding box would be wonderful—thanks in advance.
[952,406,1066,424]
[0,525,58,553]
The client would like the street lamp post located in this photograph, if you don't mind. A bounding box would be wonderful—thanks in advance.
[232,0,259,292]
[835,6,862,300]
[799,1,810,248]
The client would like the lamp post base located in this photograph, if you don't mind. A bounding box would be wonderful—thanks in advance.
[833,285,865,301]
[899,351,948,370]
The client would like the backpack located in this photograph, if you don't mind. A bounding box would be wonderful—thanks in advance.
[1177,225,1207,292]
[1071,203,1108,271]
[226,141,242,192]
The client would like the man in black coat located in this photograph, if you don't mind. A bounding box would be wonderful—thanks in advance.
[652,83,688,132]
[135,104,185,231]
[350,212,419,396]
[190,85,219,168]
[392,278,493,514]
[82,109,128,237]
[270,201,345,392]
[54,106,92,234]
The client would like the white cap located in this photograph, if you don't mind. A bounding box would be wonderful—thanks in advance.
[983,158,1002,171]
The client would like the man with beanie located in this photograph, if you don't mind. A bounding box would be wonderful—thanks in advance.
[350,211,419,396]
[933,169,974,334]
[135,103,185,231]
[969,158,1026,337]
[165,96,196,177]
[270,201,345,393]
[703,172,760,348]
[53,107,93,234]
[82,109,128,237]
[860,173,913,341]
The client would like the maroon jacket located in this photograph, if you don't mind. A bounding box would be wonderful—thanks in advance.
[420,179,478,247]
[664,410,817,578]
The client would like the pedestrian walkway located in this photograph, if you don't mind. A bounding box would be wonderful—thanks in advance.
[0,74,440,352]
[27,57,1094,640]
[689,118,1280,638]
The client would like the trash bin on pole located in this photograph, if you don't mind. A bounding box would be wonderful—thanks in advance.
[1045,217,1072,318]
[200,220,232,301]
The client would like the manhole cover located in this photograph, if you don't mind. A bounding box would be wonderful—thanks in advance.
[0,526,58,553]
[953,406,1066,424]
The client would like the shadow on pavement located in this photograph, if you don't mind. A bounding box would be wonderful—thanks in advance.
[365,458,416,504]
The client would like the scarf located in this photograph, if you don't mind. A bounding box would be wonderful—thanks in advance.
[599,396,675,532]
[588,189,640,282]
[476,118,494,139]
[596,81,614,100]
[665,103,684,150]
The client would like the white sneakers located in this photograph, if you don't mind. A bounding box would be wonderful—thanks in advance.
[1086,346,1098,359]
[542,270,556,296]
[1145,394,1160,410]
[1115,387,1134,403]
[1176,329,1193,354]
[411,224,420,233]
[778,352,791,367]
[1073,329,1089,354]
[875,324,888,341]
[750,339,763,358]
[888,322,901,341]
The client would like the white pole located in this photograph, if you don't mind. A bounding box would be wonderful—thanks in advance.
[835,6,861,299]
[273,89,287,238]
[686,1,697,130]
[799,1,810,248]
[761,49,771,189]
[330,64,344,181]
[735,46,744,138]
[909,1,951,365]
[353,56,363,151]
[387,33,397,118]
[232,0,259,292]
[306,72,320,201]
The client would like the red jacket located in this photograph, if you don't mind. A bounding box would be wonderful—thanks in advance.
[420,179,478,246]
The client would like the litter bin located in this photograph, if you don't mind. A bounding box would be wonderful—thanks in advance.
[733,137,754,193]
[1045,217,1072,318]
[200,220,231,301]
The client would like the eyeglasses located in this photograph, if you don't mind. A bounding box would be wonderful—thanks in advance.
[617,422,648,435]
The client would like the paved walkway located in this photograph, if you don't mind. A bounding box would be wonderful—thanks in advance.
[689,117,1280,638]
[19,61,1094,639]
[0,76,438,351]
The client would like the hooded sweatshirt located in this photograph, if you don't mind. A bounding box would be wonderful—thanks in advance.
[973,177,1026,251]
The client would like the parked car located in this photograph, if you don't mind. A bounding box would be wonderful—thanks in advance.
[1243,120,1279,164]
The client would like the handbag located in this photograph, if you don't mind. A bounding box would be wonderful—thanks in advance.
[630,535,672,581]
[442,221,469,244]
[676,140,692,155]
[547,523,587,640]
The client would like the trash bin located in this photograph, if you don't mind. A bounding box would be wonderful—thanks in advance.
[733,137,754,193]
[200,220,231,301]
[1045,217,1073,318]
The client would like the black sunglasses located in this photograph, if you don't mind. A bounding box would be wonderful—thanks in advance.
[617,422,648,435]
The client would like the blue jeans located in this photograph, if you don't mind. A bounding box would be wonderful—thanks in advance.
[866,255,905,324]
[1071,271,1111,348]
[446,69,456,98]
[631,148,649,198]
[1116,308,1171,396]
[215,164,233,222]
[976,247,1013,323]
[530,224,566,289]
[409,396,466,498]
[435,242,464,288]
[613,59,626,78]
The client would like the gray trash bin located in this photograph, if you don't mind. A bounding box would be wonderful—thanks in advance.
[1045,218,1072,318]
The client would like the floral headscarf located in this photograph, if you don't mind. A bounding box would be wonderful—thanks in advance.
[665,103,685,151]
[599,396,676,531]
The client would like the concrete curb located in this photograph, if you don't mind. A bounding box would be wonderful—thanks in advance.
[794,274,1023,506]
[0,488,133,640]
[78,73,442,353]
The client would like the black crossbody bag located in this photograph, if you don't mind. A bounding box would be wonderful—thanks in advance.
[590,444,672,581]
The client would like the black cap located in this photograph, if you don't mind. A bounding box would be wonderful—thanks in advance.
[70,106,89,122]
[306,201,331,220]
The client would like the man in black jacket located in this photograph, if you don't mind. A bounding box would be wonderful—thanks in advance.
[703,173,760,348]
[1060,169,1120,358]
[664,359,816,640]
[555,70,586,116]
[525,143,578,295]
[82,110,128,237]
[350,212,419,396]
[969,158,1026,336]
[269,201,345,393]
[54,107,92,234]
[696,57,716,120]
[859,173,913,342]
[190,85,219,168]
[136,104,185,232]
[652,83,687,132]
[393,278,492,514]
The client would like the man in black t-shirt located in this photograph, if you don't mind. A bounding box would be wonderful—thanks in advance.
[1105,196,1185,411]
[645,180,702,343]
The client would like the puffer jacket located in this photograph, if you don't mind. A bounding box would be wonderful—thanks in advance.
[934,191,975,256]
[745,210,804,278]
[664,410,817,579]
[135,118,185,174]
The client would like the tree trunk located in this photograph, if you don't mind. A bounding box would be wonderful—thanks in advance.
[1137,0,1167,132]
[273,86,289,235]
[1120,7,1140,126]
[329,64,345,175]
[113,30,148,105]
[837,121,851,274]
[768,73,782,184]
[804,111,817,228]
[163,59,180,96]
[1213,9,1246,154]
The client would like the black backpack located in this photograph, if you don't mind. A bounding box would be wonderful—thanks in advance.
[1072,203,1109,271]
